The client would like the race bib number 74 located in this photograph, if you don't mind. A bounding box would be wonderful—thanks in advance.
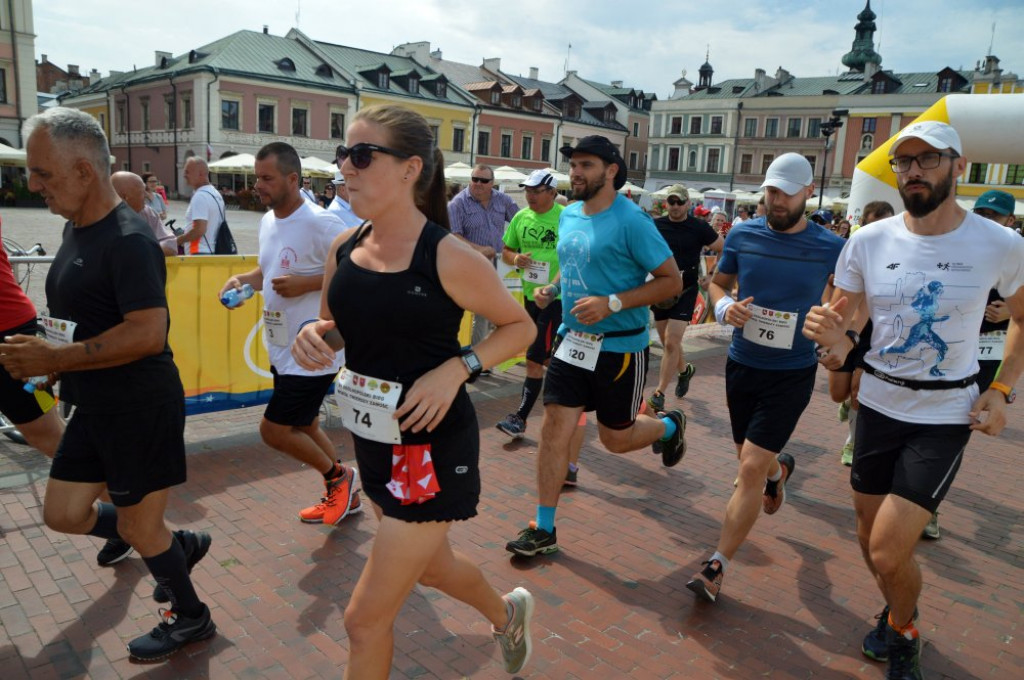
[336,368,403,444]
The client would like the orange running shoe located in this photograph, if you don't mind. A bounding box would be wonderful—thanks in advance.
[299,466,361,525]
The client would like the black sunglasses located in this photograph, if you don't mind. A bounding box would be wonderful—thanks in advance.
[666,198,686,206]
[336,143,411,170]
[471,176,493,184]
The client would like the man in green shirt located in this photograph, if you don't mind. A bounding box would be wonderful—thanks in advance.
[496,170,565,440]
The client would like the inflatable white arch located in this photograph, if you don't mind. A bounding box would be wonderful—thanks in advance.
[848,93,1024,220]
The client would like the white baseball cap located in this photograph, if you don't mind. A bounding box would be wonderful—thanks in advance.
[760,153,814,196]
[890,120,963,157]
[520,169,556,189]
[332,170,345,186]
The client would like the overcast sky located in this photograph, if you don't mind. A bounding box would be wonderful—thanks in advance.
[36,0,1024,98]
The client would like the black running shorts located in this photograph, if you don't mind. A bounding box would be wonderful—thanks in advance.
[0,319,57,425]
[651,285,699,322]
[851,405,971,513]
[523,299,562,365]
[725,358,817,453]
[543,347,648,430]
[49,400,187,507]
[264,367,337,427]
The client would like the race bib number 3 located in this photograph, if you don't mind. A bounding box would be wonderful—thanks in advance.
[554,330,602,371]
[742,304,798,350]
[336,369,403,444]
[978,330,1006,361]
[263,309,289,347]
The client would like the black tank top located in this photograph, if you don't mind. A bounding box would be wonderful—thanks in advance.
[327,221,472,438]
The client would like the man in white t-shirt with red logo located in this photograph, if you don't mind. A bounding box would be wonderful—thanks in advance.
[804,121,1024,680]
[218,142,360,526]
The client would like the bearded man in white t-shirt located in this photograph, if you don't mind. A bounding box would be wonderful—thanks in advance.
[218,142,361,526]
[804,121,1024,680]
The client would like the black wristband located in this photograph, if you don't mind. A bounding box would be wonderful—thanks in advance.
[845,329,860,348]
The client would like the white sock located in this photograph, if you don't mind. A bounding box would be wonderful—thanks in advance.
[709,551,729,572]
[767,465,782,482]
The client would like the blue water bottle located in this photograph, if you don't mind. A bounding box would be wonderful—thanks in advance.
[23,375,48,393]
[221,283,255,309]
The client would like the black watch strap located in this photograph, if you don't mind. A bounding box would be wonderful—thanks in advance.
[845,329,860,347]
[459,347,483,384]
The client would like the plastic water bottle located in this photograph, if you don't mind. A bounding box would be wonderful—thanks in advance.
[221,283,255,309]
[23,376,48,393]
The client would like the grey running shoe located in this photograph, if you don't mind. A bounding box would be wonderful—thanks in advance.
[647,390,666,412]
[675,363,696,397]
[127,604,216,662]
[154,530,212,603]
[921,511,940,540]
[496,413,526,439]
[492,587,534,674]
[686,559,724,603]
[763,453,795,515]
[96,538,133,567]
[505,522,558,557]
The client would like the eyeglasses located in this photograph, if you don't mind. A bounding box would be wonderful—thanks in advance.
[336,143,411,170]
[889,151,958,173]
[471,176,493,184]
[666,198,686,206]
[525,186,552,195]
[302,179,311,184]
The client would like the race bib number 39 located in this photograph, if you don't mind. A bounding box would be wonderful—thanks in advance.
[554,330,602,371]
[742,303,798,350]
[336,368,403,444]
[522,260,550,285]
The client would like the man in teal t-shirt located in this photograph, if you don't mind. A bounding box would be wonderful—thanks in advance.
[505,136,688,559]
[496,170,564,439]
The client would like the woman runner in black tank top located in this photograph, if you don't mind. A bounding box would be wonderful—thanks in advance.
[290,105,535,678]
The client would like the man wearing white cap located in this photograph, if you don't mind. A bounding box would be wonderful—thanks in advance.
[326,169,362,228]
[688,153,845,604]
[804,121,1024,680]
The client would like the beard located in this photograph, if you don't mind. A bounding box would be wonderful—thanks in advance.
[572,174,606,202]
[899,168,953,218]
[766,199,806,231]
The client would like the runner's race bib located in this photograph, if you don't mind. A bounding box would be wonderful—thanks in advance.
[554,330,602,371]
[39,315,77,345]
[522,260,550,285]
[263,309,289,347]
[978,330,1005,361]
[336,368,403,444]
[742,304,798,350]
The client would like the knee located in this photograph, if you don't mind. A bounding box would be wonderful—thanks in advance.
[43,503,91,534]
[868,541,906,580]
[598,429,630,454]
[259,419,289,450]
[344,602,391,648]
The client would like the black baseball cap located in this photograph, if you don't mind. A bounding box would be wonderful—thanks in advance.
[560,135,627,190]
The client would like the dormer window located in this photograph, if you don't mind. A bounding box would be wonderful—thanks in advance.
[872,79,886,94]
[491,90,501,105]
[532,97,541,112]
[378,71,389,88]
[512,94,522,108]
[408,76,419,94]
[275,58,296,72]
[315,64,333,78]
[938,76,953,92]
[436,81,447,98]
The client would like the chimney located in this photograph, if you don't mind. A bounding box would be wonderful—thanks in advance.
[391,42,432,67]
[155,51,172,67]
[774,66,790,83]
[41,54,48,64]
[482,57,501,73]
[566,70,577,77]
[863,60,880,79]
[529,67,539,80]
[68,64,80,77]
[263,25,269,34]
[611,80,623,88]
[430,49,443,60]
[89,69,100,82]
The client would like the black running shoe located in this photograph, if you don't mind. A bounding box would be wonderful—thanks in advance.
[127,604,216,662]
[675,363,696,398]
[658,410,687,468]
[686,559,724,603]
[154,530,212,603]
[505,522,558,557]
[763,453,795,515]
[885,621,923,680]
[863,606,918,662]
[96,538,134,567]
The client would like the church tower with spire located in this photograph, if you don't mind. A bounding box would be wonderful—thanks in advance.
[841,0,883,72]
[697,47,713,90]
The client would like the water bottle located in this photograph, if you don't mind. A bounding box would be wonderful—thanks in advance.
[221,283,255,309]
[23,375,48,393]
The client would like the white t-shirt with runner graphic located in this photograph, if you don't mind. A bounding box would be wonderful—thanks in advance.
[834,211,1024,424]
[258,201,346,376]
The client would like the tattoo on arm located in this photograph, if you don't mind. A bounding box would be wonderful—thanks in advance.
[84,342,103,355]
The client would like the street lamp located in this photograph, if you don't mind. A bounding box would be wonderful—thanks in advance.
[818,109,847,209]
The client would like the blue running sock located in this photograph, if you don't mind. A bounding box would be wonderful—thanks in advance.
[659,416,677,442]
[536,506,557,533]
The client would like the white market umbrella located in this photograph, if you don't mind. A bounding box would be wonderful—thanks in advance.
[208,153,256,174]
[541,167,571,189]
[301,156,336,178]
[444,162,473,183]
[0,142,26,167]
[618,181,647,195]
[492,165,528,184]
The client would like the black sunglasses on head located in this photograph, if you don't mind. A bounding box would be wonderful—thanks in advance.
[336,143,411,169]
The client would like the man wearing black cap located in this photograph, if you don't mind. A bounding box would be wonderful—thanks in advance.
[805,122,1024,680]
[505,135,687,558]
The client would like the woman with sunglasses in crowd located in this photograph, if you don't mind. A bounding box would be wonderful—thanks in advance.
[318,181,336,209]
[291,105,536,679]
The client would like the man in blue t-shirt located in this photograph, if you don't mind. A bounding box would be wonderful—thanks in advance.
[505,135,686,558]
[687,153,844,603]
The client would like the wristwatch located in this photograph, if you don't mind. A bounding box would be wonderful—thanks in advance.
[988,381,1016,404]
[845,329,861,347]
[607,293,623,313]
[459,347,483,384]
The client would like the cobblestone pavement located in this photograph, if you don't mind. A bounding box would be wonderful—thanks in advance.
[1,320,1020,679]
